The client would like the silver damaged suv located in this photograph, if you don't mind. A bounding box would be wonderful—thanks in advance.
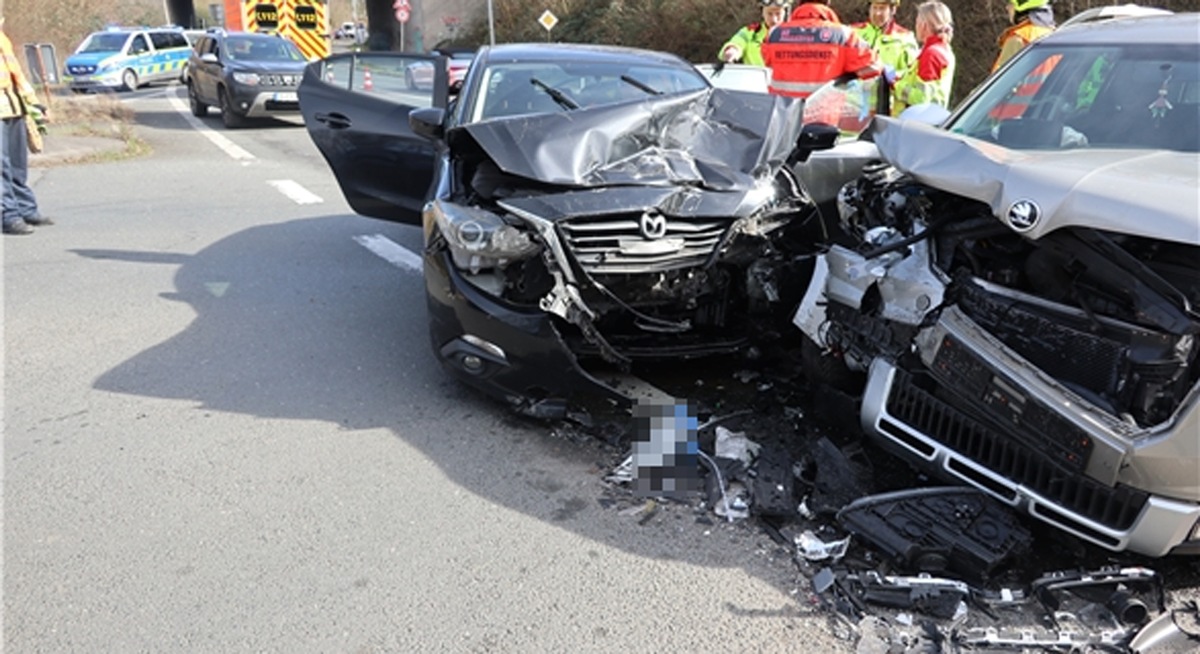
[794,14,1200,556]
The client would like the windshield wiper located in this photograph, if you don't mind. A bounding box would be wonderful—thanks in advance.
[619,75,662,96]
[529,77,579,110]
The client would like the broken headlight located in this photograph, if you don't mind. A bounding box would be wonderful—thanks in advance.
[426,200,541,274]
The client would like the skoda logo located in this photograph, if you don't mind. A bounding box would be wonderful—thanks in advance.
[639,212,668,240]
[1006,199,1041,232]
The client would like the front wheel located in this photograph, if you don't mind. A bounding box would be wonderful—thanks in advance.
[121,69,138,92]
[219,87,245,128]
[188,81,208,117]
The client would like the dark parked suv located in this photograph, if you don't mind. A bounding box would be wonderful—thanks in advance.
[186,30,307,128]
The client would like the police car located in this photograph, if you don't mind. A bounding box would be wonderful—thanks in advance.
[63,26,192,92]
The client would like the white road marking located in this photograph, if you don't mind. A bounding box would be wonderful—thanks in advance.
[353,234,423,273]
[267,179,323,205]
[167,91,256,163]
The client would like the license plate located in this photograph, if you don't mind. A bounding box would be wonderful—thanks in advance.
[273,92,298,102]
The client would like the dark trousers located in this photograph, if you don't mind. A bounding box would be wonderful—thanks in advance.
[2,115,39,226]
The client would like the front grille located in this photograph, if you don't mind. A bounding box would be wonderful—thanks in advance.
[67,65,96,75]
[886,368,1148,531]
[930,335,1094,471]
[559,214,727,274]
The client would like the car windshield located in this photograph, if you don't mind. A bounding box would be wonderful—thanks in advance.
[948,42,1200,152]
[470,60,708,121]
[78,32,130,53]
[696,64,770,93]
[226,36,305,62]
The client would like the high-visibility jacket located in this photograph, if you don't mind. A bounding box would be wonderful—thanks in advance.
[719,22,772,67]
[851,20,918,76]
[988,52,1060,121]
[1,29,40,120]
[762,5,876,99]
[992,19,1054,72]
[892,34,954,116]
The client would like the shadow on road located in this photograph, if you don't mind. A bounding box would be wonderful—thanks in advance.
[84,212,809,610]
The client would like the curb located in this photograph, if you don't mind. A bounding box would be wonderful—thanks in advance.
[30,134,129,167]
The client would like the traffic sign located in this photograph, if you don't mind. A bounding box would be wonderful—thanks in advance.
[538,10,558,32]
[392,0,410,9]
[395,7,410,23]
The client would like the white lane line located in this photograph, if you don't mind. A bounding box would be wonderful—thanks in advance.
[167,91,257,163]
[353,234,423,273]
[267,179,324,205]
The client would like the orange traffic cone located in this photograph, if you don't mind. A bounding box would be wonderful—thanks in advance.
[363,69,373,92]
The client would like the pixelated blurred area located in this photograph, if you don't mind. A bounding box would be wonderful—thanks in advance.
[630,398,700,498]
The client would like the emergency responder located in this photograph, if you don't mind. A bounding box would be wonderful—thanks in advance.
[891,1,955,116]
[762,1,878,99]
[852,0,918,78]
[720,0,791,66]
[992,0,1056,72]
[1,15,51,235]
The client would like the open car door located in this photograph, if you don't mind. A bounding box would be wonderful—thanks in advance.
[299,52,448,223]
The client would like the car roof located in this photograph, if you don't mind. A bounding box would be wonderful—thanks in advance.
[1039,12,1199,45]
[1058,4,1172,29]
[475,42,695,69]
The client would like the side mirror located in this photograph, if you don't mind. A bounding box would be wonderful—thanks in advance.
[448,79,463,96]
[792,122,841,162]
[200,53,219,64]
[410,107,446,141]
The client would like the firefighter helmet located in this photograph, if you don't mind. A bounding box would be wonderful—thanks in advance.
[1010,0,1051,11]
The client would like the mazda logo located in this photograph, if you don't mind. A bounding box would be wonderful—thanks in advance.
[639,212,667,240]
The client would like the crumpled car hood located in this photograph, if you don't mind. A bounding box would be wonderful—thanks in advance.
[872,117,1200,245]
[451,88,804,191]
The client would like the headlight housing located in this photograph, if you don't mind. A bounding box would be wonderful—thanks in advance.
[426,200,540,274]
[232,72,261,85]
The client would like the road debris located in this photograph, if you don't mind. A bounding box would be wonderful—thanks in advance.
[796,530,851,562]
[837,487,1032,580]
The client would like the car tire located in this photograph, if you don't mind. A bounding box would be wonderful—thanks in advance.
[188,81,208,117]
[219,87,245,129]
[121,69,138,92]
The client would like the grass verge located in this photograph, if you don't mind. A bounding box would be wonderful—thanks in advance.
[36,89,149,164]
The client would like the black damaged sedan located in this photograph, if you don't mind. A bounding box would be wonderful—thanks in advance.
[299,43,837,418]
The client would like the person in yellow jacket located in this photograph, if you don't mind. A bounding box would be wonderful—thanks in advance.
[719,0,791,66]
[992,0,1055,72]
[851,0,918,78]
[891,1,955,116]
[2,15,52,235]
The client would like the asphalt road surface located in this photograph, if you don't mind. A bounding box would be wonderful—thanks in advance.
[4,85,849,652]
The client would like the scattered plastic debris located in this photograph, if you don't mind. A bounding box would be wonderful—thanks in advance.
[837,487,1032,580]
[606,454,634,484]
[713,481,751,521]
[796,530,851,562]
[799,437,875,516]
[713,426,760,467]
[1032,566,1162,626]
